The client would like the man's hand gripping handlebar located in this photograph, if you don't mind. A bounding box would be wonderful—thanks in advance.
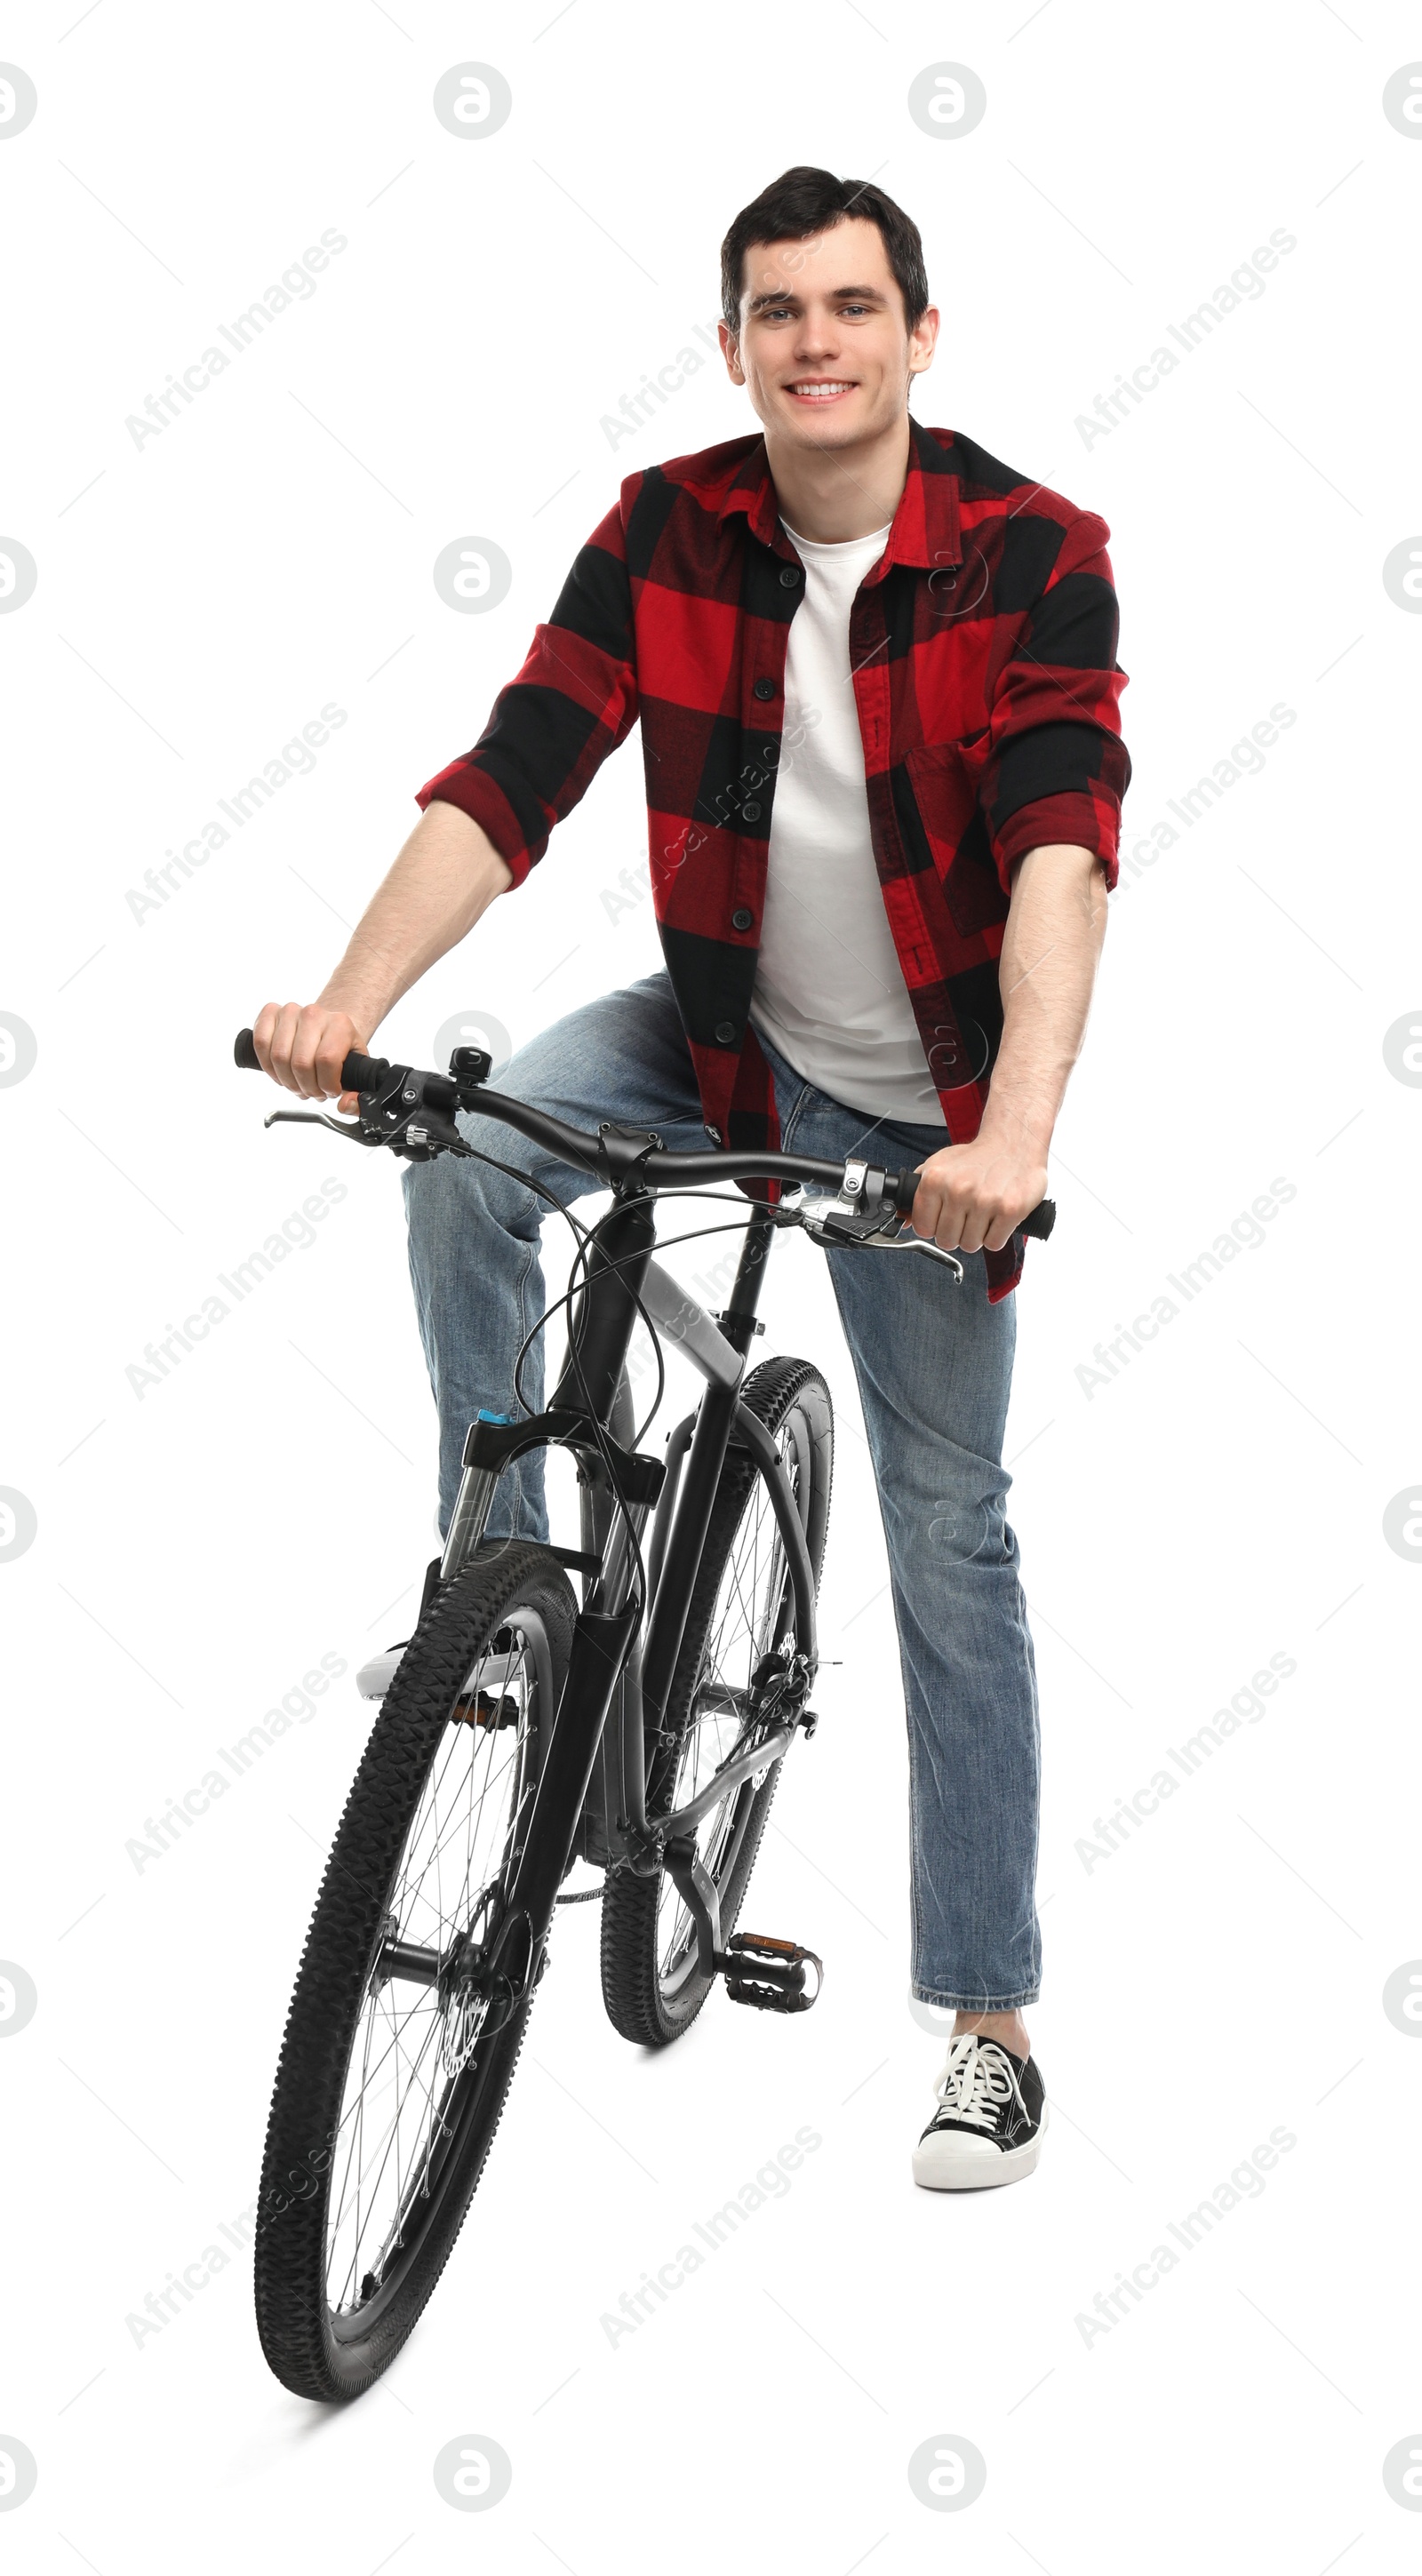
[233,1029,1056,1264]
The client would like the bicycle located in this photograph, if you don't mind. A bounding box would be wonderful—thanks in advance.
[233,1025,1054,2400]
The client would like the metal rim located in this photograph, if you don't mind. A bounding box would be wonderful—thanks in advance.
[655,1408,811,2003]
[324,1608,553,2339]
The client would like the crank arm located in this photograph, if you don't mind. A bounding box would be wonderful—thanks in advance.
[662,1833,723,1978]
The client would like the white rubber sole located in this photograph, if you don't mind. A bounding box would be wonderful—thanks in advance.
[355,1642,524,1704]
[912,2102,1049,2191]
[356,1646,405,1702]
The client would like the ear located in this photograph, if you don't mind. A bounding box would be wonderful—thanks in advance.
[718,319,745,385]
[908,302,941,378]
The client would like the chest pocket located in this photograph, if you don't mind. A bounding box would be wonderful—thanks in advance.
[903,735,1004,939]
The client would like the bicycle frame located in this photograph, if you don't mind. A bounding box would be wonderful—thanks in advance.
[591,1198,817,1842]
[437,1167,817,1989]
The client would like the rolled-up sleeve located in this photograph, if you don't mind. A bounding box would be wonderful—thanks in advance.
[415,498,641,887]
[979,510,1130,892]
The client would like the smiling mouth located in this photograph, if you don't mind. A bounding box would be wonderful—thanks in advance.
[785,379,858,402]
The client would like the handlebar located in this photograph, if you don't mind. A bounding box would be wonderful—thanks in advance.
[233,1028,1055,1242]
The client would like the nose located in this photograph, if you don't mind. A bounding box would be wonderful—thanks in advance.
[791,305,841,364]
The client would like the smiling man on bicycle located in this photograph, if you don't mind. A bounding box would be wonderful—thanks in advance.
[252,165,1129,2193]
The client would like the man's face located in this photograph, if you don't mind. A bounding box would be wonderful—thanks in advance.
[721,214,938,451]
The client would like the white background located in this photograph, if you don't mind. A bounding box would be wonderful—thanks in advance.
[3,0,1419,2565]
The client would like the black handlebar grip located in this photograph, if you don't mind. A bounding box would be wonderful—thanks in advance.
[340,1049,391,1094]
[888,1166,1056,1240]
[232,1028,391,1093]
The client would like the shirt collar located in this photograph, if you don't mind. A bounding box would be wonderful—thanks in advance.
[716,416,963,574]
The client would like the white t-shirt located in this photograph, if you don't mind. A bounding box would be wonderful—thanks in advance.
[748,519,947,1129]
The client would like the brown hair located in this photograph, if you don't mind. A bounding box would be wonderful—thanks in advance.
[720,165,930,338]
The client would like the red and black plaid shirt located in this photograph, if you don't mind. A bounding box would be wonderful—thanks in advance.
[418,418,1130,1298]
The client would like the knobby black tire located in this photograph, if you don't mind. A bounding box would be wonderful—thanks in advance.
[254,1541,578,2402]
[600,1357,833,2047]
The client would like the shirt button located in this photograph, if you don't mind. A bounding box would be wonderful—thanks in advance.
[705,1124,722,1143]
[753,677,776,700]
[731,906,753,931]
[779,565,801,587]
[742,800,762,821]
[715,1020,737,1045]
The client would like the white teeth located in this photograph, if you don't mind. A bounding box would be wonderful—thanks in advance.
[790,382,852,397]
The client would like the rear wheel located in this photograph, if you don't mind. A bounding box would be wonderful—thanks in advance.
[600,1358,832,2046]
[254,1541,578,2401]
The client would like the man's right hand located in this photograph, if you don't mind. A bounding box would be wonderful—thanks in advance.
[251,1002,370,1113]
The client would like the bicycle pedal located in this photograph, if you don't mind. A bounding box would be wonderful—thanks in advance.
[452,1690,519,1730]
[717,1931,823,2014]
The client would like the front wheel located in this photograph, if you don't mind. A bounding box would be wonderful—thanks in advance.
[254,1541,578,2402]
[599,1358,833,2046]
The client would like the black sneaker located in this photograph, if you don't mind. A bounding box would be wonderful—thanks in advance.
[912,2033,1048,2190]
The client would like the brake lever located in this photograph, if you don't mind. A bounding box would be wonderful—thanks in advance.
[263,1109,385,1145]
[862,1224,964,1280]
[836,1212,963,1279]
[785,1191,964,1282]
[262,1090,473,1161]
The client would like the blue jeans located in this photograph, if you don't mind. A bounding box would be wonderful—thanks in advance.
[402,972,1041,2010]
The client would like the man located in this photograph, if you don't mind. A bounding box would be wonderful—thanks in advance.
[252,166,1129,2190]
